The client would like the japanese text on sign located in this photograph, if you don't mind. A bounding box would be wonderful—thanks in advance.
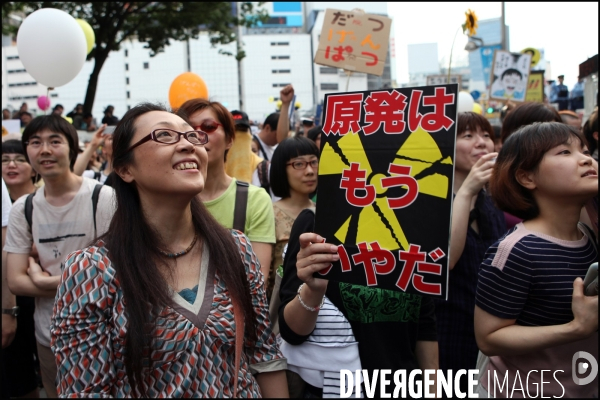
[314,85,458,299]
[314,9,392,76]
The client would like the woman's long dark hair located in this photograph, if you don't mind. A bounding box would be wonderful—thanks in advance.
[99,103,257,396]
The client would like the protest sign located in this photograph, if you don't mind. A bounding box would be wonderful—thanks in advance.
[489,50,532,102]
[314,9,392,76]
[525,70,545,103]
[314,84,458,299]
[426,75,462,87]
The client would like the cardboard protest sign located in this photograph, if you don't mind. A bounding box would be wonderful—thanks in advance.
[314,9,392,76]
[525,70,545,103]
[314,85,458,299]
[489,50,532,102]
[426,74,462,87]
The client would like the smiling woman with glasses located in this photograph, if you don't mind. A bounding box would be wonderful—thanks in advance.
[50,103,288,397]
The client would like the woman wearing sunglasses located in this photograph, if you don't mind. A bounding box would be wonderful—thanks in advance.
[50,103,288,397]
[176,99,276,281]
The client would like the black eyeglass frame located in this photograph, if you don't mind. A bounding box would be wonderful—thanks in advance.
[126,129,209,153]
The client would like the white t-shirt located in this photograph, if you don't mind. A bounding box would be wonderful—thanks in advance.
[82,169,109,184]
[254,134,277,162]
[2,179,11,227]
[3,177,116,346]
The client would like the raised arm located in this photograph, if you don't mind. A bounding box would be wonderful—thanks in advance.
[73,124,106,176]
[277,85,294,144]
[449,152,496,269]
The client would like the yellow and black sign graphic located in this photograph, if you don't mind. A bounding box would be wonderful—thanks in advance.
[314,85,458,299]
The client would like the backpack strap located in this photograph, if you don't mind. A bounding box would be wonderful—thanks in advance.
[231,297,244,398]
[23,185,103,235]
[24,191,37,232]
[233,181,249,233]
[91,184,103,236]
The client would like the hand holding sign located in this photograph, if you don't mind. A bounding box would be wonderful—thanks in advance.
[296,233,337,293]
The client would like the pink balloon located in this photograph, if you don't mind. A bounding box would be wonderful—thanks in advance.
[37,95,51,111]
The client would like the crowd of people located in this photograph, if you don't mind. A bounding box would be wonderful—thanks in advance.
[1,82,598,398]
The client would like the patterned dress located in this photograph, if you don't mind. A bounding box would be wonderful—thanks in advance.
[51,231,286,398]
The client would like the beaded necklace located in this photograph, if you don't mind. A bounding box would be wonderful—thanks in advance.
[158,234,198,258]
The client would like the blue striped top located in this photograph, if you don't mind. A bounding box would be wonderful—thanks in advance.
[476,223,597,326]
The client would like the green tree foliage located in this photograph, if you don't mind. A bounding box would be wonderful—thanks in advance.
[2,2,268,113]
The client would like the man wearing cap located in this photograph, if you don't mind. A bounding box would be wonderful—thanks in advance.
[300,117,314,137]
[550,75,569,110]
[101,105,119,125]
[226,110,264,185]
[570,75,585,111]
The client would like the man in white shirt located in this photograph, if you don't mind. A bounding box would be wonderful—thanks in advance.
[4,115,115,398]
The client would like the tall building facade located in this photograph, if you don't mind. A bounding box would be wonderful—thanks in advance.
[2,2,394,124]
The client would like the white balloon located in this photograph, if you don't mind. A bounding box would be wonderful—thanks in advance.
[17,8,87,88]
[457,91,475,114]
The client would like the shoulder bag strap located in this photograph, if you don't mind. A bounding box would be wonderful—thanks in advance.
[24,191,37,232]
[233,181,249,233]
[253,135,269,161]
[91,184,103,236]
[232,297,244,398]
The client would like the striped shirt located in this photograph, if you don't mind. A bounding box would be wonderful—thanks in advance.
[476,223,597,326]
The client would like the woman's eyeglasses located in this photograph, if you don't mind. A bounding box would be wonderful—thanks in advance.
[127,129,209,152]
[193,120,222,134]
[286,159,319,170]
[1,156,28,165]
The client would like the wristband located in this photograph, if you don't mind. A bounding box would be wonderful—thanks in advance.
[297,283,324,312]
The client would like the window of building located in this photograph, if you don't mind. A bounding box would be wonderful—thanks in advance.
[272,83,290,88]
[124,49,128,57]
[270,42,289,46]
[143,62,149,69]
[7,69,27,74]
[320,83,339,90]
[126,77,130,85]
[270,55,290,60]
[8,82,37,87]
[272,69,291,74]
[6,55,19,60]
[125,63,129,71]
[126,91,130,99]
[320,67,338,74]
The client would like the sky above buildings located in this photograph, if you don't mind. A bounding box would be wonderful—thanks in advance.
[388,2,599,88]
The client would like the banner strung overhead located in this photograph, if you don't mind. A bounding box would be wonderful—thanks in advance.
[314,9,392,76]
[314,84,458,299]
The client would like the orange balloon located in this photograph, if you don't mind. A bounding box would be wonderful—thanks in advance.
[168,72,209,110]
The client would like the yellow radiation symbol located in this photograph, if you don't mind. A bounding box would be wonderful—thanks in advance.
[319,128,452,251]
[520,47,540,67]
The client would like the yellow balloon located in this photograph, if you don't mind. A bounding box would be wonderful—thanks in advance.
[76,19,95,55]
[472,102,482,114]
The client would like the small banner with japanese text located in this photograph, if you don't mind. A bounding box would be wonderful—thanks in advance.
[314,85,458,300]
[314,9,392,76]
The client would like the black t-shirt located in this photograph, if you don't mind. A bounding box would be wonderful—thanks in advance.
[278,209,438,392]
